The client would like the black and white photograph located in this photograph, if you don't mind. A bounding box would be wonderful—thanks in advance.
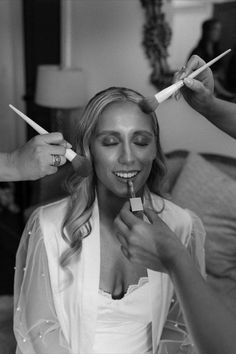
[0,1,236,353]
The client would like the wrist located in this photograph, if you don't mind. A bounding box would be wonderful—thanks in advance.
[163,241,190,275]
[7,151,22,181]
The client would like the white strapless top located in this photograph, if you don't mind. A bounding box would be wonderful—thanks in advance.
[93,277,153,354]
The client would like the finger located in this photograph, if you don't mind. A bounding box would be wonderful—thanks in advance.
[46,145,67,157]
[183,77,207,93]
[174,66,187,83]
[143,207,159,224]
[116,232,129,249]
[37,132,65,144]
[114,215,130,237]
[120,245,130,260]
[184,55,206,77]
[119,204,141,229]
[173,72,183,101]
[64,140,72,149]
[174,90,182,101]
[55,155,66,166]
[45,166,58,176]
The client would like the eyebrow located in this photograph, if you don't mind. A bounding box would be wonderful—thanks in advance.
[96,130,154,138]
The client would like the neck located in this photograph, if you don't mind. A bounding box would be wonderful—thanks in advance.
[97,189,127,225]
[96,184,145,225]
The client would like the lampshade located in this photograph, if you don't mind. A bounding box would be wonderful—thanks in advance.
[35,65,85,108]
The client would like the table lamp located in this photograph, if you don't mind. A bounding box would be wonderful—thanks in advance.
[35,65,85,140]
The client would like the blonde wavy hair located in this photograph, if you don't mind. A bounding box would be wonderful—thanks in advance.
[60,87,167,274]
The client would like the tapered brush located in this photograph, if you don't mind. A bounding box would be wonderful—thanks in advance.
[139,48,231,113]
[9,104,92,177]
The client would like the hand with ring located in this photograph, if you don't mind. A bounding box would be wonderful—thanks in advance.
[51,154,62,167]
[8,133,68,181]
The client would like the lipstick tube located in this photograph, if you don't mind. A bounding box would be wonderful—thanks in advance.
[127,181,143,214]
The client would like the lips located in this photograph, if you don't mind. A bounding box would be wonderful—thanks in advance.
[113,170,139,180]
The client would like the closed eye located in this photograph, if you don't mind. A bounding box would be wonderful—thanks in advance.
[133,136,152,146]
[101,136,120,146]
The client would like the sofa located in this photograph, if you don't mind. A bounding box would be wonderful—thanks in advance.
[1,149,236,353]
[165,150,236,317]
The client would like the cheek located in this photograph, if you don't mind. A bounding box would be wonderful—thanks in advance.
[92,147,116,175]
[139,145,156,165]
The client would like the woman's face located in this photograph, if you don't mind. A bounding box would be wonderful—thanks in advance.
[91,101,157,198]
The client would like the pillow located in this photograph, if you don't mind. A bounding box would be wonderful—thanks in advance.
[171,153,236,282]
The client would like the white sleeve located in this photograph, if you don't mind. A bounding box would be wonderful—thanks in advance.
[14,209,70,354]
[158,210,206,354]
[185,209,206,279]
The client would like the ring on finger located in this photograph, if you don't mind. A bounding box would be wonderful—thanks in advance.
[51,154,61,167]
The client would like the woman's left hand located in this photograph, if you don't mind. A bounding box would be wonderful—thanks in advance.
[114,201,183,273]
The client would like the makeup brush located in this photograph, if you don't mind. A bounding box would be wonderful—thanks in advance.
[139,48,231,113]
[9,104,92,177]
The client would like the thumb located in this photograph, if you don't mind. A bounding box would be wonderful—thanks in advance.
[143,207,159,224]
[183,77,206,93]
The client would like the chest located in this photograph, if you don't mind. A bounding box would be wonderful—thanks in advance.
[99,225,147,299]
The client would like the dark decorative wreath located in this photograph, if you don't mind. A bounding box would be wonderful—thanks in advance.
[140,0,174,90]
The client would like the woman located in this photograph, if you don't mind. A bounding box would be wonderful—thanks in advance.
[188,18,235,101]
[14,87,205,354]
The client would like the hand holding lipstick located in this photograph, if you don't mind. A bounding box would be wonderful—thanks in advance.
[114,201,183,272]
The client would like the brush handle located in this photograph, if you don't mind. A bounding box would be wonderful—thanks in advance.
[154,48,231,104]
[154,80,184,103]
[188,49,231,79]
[9,104,76,162]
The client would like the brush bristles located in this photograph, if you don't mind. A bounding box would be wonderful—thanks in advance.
[139,97,159,114]
[71,155,92,177]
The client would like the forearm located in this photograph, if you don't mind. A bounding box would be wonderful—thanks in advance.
[0,152,20,181]
[168,248,236,354]
[197,96,236,139]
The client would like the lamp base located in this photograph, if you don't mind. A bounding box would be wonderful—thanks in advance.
[51,108,83,145]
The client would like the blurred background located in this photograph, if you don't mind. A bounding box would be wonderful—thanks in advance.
[0,1,236,351]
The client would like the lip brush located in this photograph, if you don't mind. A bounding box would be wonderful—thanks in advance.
[9,104,92,177]
[139,48,231,113]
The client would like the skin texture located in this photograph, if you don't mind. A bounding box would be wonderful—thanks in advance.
[0,133,68,181]
[91,101,156,203]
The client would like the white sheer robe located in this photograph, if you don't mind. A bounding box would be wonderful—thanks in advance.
[14,194,205,354]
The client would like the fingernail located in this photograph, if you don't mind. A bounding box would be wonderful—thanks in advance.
[184,78,193,86]
[65,141,72,149]
[174,91,181,101]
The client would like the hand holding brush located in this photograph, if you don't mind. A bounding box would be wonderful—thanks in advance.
[139,49,231,114]
[9,104,92,177]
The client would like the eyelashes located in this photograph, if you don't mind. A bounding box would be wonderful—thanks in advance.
[101,137,152,147]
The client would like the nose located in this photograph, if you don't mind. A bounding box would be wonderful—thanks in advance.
[118,142,135,165]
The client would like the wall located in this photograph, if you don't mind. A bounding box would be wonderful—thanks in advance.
[168,0,213,69]
[69,0,235,157]
[0,0,25,152]
[70,0,153,98]
[1,0,235,156]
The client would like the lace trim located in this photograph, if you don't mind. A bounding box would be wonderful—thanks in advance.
[99,276,149,299]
